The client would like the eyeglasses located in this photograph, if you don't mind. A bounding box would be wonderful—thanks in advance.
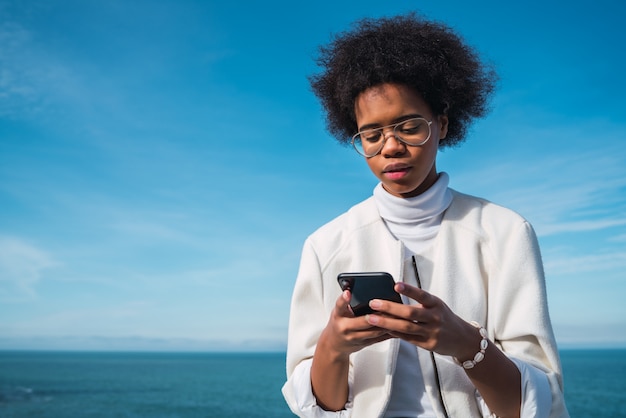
[351,117,433,157]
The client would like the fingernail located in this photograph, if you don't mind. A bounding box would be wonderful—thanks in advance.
[366,314,379,324]
[395,282,405,292]
[369,299,382,309]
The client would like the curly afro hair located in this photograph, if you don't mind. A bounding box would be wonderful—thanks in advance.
[309,13,497,148]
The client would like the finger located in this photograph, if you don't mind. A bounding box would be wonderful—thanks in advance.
[368,298,435,324]
[394,282,439,308]
[334,290,355,317]
[366,313,433,336]
[350,326,393,340]
[363,333,395,345]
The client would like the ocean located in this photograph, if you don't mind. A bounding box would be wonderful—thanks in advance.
[0,349,624,417]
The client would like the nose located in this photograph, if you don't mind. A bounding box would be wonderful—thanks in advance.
[380,131,406,156]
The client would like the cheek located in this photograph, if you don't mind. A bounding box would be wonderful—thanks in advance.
[410,138,438,163]
[421,138,440,166]
[365,157,381,175]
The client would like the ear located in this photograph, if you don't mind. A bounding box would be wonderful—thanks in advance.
[437,114,449,139]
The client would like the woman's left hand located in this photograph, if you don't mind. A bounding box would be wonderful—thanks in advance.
[365,282,482,361]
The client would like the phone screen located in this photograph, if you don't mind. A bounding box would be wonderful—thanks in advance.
[337,272,402,316]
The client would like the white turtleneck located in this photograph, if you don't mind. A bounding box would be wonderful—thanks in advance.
[373,172,453,255]
[372,172,453,417]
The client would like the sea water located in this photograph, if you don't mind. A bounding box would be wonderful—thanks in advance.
[1,349,625,417]
[0,351,292,418]
[560,349,626,417]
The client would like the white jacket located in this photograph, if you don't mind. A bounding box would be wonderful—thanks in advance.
[282,190,568,417]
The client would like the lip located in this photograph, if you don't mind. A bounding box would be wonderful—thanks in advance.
[382,163,412,180]
[382,163,412,173]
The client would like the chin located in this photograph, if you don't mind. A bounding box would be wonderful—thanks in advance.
[383,184,419,197]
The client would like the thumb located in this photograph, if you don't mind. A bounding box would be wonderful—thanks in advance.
[335,289,356,317]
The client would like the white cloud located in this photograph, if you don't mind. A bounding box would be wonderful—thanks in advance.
[610,233,626,243]
[0,300,151,335]
[0,20,54,117]
[0,334,286,352]
[544,250,626,277]
[447,124,626,239]
[540,218,626,236]
[554,321,626,348]
[0,235,58,300]
[0,15,104,122]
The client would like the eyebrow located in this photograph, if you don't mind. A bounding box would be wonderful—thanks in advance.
[357,114,425,132]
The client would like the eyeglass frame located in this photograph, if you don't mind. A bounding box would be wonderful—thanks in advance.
[350,117,434,157]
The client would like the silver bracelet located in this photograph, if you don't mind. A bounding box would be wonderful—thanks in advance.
[454,321,489,369]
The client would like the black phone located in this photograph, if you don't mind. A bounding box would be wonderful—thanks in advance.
[337,272,403,316]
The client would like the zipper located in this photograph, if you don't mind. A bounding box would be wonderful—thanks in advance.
[412,256,450,418]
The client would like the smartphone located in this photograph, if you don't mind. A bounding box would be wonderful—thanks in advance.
[337,272,403,316]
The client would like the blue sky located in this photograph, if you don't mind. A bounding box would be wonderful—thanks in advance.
[1,0,625,351]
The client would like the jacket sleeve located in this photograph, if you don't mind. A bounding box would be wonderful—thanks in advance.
[488,220,569,418]
[281,238,352,416]
[284,358,354,417]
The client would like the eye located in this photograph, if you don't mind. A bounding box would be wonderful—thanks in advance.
[360,129,383,143]
[398,119,426,135]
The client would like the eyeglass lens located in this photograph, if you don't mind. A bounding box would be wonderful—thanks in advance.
[352,118,431,157]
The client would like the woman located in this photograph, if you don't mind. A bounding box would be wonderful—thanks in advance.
[282,13,568,418]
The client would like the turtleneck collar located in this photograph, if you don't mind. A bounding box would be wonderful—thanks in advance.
[373,172,453,254]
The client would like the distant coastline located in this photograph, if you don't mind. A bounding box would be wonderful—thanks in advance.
[1,347,625,355]
[2,333,625,353]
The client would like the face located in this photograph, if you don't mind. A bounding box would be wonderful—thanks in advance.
[354,83,448,198]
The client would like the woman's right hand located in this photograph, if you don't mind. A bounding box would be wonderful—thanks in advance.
[319,289,394,357]
[310,290,393,411]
